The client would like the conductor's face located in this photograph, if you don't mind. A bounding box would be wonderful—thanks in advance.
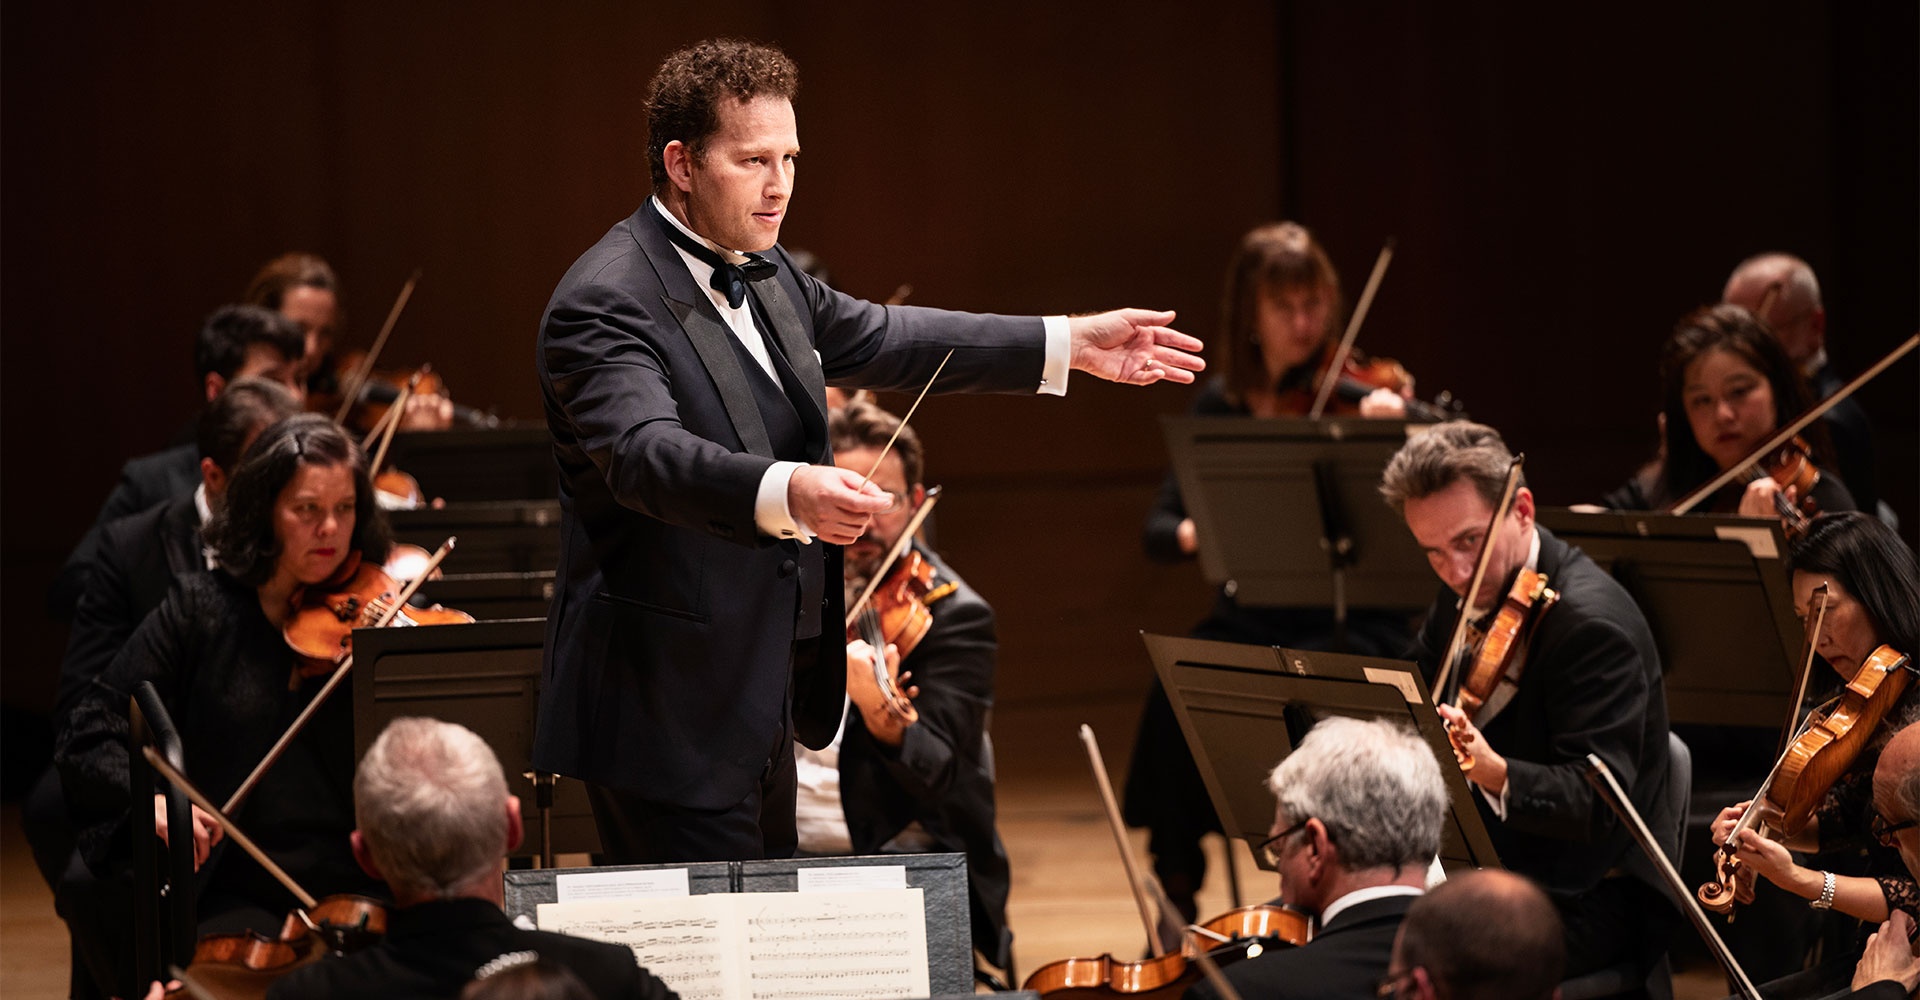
[667,95,798,253]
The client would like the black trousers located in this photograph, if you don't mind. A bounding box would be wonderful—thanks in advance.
[1558,875,1683,982]
[586,717,800,865]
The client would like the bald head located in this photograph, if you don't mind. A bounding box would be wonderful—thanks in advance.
[1873,723,1920,883]
[1723,253,1825,367]
[1392,870,1564,1000]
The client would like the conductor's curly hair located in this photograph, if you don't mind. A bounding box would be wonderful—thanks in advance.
[645,38,799,191]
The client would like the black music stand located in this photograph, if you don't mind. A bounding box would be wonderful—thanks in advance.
[350,619,600,861]
[386,426,557,502]
[1537,509,1802,729]
[1141,632,1500,874]
[387,499,561,576]
[1160,416,1434,646]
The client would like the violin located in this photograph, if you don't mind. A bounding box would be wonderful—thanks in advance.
[1699,579,1916,914]
[1021,889,1311,995]
[1022,728,1310,997]
[283,549,473,672]
[845,488,946,727]
[1446,567,1560,772]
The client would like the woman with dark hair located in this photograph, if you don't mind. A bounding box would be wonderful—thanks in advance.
[1707,512,1920,992]
[1605,304,1857,521]
[1127,223,1418,936]
[56,413,392,999]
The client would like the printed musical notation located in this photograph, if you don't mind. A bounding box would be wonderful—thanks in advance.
[538,888,929,1000]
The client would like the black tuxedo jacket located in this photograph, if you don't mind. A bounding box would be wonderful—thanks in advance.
[52,443,199,618]
[56,493,203,722]
[1811,359,1880,513]
[266,897,678,1000]
[837,543,1012,969]
[1412,528,1672,898]
[1187,894,1417,1000]
[535,202,1045,809]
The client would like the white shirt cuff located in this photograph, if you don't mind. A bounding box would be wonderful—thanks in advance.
[754,461,814,543]
[1478,779,1511,820]
[1038,315,1070,396]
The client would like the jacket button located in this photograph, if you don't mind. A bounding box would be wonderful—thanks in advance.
[778,559,797,578]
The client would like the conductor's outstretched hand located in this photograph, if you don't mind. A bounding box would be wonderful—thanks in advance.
[1069,309,1205,385]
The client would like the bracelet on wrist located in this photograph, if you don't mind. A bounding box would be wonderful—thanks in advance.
[1810,870,1837,910]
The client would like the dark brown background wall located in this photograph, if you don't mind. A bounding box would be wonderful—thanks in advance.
[4,3,1914,780]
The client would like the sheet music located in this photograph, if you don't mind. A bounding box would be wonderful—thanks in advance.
[741,889,928,999]
[537,895,738,1000]
[537,888,929,1000]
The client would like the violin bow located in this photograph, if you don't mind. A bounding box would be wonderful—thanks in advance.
[1137,873,1250,1000]
[224,538,456,815]
[143,746,319,910]
[1584,755,1763,1000]
[335,268,422,425]
[1079,724,1169,957]
[1307,239,1395,420]
[366,371,422,476]
[860,349,955,486]
[1431,454,1526,704]
[1671,333,1918,514]
[844,487,942,626]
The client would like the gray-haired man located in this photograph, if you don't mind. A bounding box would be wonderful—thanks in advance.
[1187,716,1449,1000]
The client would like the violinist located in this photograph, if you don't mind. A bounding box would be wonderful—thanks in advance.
[1186,717,1448,1000]
[1706,512,1920,996]
[244,252,455,431]
[52,304,308,619]
[1845,722,1920,999]
[791,399,1013,977]
[56,414,392,1000]
[1723,253,1882,519]
[1132,222,1417,932]
[265,717,677,1000]
[1380,421,1675,980]
[25,379,300,907]
[1602,304,1856,523]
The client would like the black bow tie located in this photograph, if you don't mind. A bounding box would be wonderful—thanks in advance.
[651,201,778,308]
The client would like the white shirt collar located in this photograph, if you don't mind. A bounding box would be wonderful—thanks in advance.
[1802,347,1829,379]
[193,483,219,570]
[1317,884,1424,928]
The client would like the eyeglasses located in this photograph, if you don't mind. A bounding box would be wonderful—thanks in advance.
[1374,969,1414,999]
[1871,810,1917,847]
[875,490,912,514]
[1257,817,1313,867]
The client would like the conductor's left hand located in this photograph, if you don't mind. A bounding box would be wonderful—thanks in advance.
[1069,309,1205,385]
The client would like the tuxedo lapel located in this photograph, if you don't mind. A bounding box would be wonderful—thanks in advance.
[751,278,828,438]
[631,213,776,460]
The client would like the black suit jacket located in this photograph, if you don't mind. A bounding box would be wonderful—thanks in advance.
[534,201,1045,810]
[51,443,200,618]
[837,543,1013,969]
[55,493,204,722]
[1412,528,1672,898]
[1187,894,1417,1000]
[266,897,678,1000]
[1811,359,1880,514]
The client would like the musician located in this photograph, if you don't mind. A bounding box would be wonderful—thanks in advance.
[52,304,308,618]
[791,399,1012,974]
[244,251,455,430]
[266,717,677,1000]
[26,378,301,903]
[56,414,391,999]
[1722,253,1881,519]
[1383,870,1566,1000]
[1132,221,1414,929]
[1707,512,1920,993]
[1186,717,1448,1000]
[1845,722,1920,998]
[535,37,1202,865]
[1380,421,1675,978]
[1602,304,1856,520]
